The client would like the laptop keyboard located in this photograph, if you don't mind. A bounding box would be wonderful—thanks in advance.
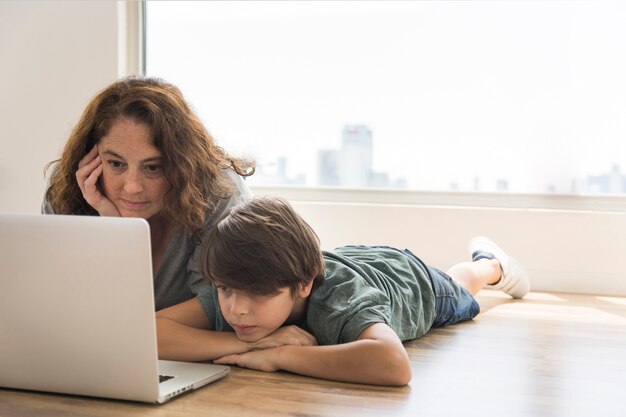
[159,375,175,383]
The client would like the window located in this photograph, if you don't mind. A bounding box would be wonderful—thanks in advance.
[146,1,626,196]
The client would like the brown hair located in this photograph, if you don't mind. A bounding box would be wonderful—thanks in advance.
[201,197,325,296]
[44,76,254,237]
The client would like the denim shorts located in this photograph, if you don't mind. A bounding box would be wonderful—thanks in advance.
[402,249,480,328]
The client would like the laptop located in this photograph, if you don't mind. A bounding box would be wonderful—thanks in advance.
[0,213,229,404]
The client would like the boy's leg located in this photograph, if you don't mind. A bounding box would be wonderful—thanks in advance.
[446,258,501,296]
[455,236,530,299]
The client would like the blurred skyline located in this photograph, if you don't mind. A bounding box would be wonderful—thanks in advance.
[147,1,626,194]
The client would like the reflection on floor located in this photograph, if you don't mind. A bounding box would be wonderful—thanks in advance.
[403,289,626,417]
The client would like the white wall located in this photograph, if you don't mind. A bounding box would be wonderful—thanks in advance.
[0,1,119,213]
[293,202,626,296]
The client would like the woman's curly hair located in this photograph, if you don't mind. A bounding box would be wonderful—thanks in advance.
[45,76,254,236]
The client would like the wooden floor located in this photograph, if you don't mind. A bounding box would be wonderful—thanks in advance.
[1,290,625,417]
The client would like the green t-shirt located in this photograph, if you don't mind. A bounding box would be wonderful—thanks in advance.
[307,246,436,345]
[197,245,436,345]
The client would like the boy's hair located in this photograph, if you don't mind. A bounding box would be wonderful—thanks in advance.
[200,197,325,296]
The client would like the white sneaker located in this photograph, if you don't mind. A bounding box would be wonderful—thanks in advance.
[468,236,530,299]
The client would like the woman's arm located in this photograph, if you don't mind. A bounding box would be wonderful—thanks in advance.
[214,322,412,386]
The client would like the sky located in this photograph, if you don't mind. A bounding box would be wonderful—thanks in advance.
[146,1,626,194]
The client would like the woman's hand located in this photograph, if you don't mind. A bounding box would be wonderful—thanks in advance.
[248,325,318,350]
[76,145,120,217]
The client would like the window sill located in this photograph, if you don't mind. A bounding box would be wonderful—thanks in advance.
[250,185,626,213]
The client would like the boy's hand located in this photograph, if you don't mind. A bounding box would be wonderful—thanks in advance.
[248,325,317,350]
[76,145,120,217]
[214,348,281,372]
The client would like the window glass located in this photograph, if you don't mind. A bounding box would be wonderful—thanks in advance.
[146,1,626,194]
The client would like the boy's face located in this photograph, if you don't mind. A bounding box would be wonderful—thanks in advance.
[215,282,308,343]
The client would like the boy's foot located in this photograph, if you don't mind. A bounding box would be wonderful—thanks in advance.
[468,236,530,299]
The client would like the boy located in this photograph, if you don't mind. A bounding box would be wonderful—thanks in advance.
[156,198,529,386]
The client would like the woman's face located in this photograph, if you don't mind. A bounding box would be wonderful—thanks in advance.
[97,118,171,220]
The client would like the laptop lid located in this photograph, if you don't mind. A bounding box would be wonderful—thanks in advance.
[0,213,228,403]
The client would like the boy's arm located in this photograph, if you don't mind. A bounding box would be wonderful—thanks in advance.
[214,322,412,386]
[156,297,250,361]
[156,297,318,362]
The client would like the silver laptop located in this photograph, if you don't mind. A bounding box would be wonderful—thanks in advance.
[0,213,229,404]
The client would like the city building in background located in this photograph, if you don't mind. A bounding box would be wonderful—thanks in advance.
[255,124,407,188]
[587,165,626,194]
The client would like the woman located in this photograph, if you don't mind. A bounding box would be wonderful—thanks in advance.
[43,76,254,310]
